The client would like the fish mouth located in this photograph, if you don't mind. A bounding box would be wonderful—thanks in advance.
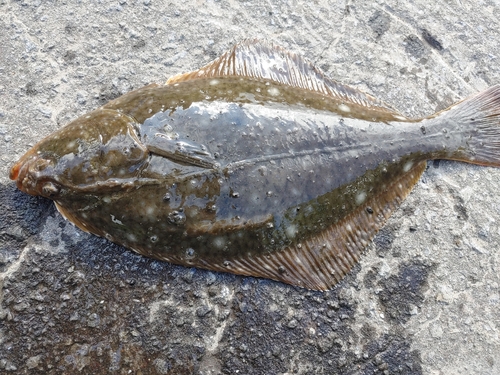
[10,156,37,195]
[9,159,22,182]
[10,152,57,197]
[10,144,39,184]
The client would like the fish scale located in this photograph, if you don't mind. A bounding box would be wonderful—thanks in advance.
[9,40,500,290]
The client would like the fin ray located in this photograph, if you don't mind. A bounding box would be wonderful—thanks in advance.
[55,202,90,233]
[167,40,402,116]
[440,85,500,166]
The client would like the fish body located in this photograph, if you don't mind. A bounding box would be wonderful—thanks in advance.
[10,41,500,290]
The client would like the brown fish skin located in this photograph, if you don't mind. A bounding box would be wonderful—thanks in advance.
[9,41,500,290]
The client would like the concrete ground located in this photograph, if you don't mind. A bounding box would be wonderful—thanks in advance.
[1,0,499,374]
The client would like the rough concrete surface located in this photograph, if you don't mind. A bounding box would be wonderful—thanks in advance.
[1,0,499,374]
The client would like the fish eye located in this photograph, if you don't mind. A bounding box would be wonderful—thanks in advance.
[41,181,60,197]
[34,158,51,172]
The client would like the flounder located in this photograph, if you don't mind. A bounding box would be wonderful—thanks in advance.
[10,41,500,290]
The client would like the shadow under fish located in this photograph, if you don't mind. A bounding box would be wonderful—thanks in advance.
[9,41,500,290]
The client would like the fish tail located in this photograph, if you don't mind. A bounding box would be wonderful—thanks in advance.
[442,85,500,166]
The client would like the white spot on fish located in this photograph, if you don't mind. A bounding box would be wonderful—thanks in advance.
[286,225,297,239]
[355,191,367,205]
[146,206,156,216]
[338,104,351,113]
[127,233,137,242]
[213,236,227,249]
[210,79,219,85]
[403,161,413,172]
[394,115,407,121]
[250,192,260,203]
[268,87,280,96]
[110,214,123,225]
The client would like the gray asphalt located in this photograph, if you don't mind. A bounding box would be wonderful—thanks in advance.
[1,1,499,374]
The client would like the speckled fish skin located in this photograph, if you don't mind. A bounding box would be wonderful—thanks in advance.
[10,41,500,290]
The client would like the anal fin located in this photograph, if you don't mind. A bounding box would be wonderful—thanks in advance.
[55,202,90,234]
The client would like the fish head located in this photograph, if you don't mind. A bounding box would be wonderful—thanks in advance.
[10,109,149,199]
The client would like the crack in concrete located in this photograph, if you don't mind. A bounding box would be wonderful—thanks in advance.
[0,244,32,320]
[0,244,31,281]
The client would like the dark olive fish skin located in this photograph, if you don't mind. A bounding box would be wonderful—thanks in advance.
[10,41,500,290]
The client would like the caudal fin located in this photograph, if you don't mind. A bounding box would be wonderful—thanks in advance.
[445,85,500,166]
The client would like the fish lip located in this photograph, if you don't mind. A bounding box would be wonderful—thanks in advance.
[12,158,34,194]
[10,146,39,184]
[10,154,55,196]
[9,160,22,181]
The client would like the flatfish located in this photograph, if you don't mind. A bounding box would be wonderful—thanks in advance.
[10,41,500,290]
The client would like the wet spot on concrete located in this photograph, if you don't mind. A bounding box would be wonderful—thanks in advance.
[454,201,468,220]
[0,235,213,373]
[378,261,434,324]
[132,39,146,49]
[374,336,423,375]
[98,87,123,104]
[1,226,427,374]
[63,50,77,63]
[449,188,468,220]
[218,288,360,373]
[0,184,53,271]
[64,23,77,34]
[369,11,391,38]
[404,35,427,59]
[24,81,38,96]
[402,204,416,216]
[373,225,397,257]
[320,63,330,72]
[363,267,379,289]
[421,29,443,51]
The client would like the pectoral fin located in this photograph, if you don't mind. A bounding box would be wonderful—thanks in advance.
[141,111,218,169]
[145,133,218,169]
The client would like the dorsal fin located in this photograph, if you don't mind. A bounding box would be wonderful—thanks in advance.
[169,161,426,290]
[167,40,400,115]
